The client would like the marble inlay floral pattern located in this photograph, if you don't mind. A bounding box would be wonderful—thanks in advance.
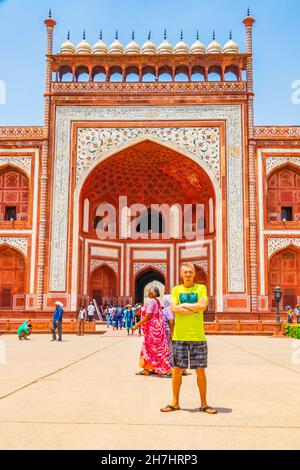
[77,127,220,185]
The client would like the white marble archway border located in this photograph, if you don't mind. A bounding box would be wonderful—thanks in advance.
[0,156,31,177]
[268,238,300,259]
[133,262,167,278]
[0,237,28,257]
[90,259,119,274]
[50,105,244,303]
[266,155,300,176]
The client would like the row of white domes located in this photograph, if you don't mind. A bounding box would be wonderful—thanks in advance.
[60,31,239,55]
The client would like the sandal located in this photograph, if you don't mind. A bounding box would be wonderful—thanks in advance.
[160,405,180,413]
[199,406,218,415]
[135,370,153,376]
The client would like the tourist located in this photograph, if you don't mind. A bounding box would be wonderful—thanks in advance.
[51,301,63,342]
[106,305,112,329]
[295,305,300,324]
[286,306,294,324]
[162,295,175,368]
[17,320,32,340]
[116,305,124,330]
[132,286,171,377]
[87,301,95,322]
[77,305,87,336]
[134,304,142,336]
[161,263,217,414]
[124,304,134,335]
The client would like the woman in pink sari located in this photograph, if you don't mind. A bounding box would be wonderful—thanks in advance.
[132,286,171,377]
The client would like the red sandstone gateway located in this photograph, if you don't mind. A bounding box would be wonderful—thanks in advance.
[0,10,299,332]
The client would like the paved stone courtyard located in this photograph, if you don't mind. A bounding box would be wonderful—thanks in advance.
[0,330,299,450]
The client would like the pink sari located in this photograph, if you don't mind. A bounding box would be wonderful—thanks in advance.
[139,298,171,375]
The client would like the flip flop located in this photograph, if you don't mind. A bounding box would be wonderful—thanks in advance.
[199,406,218,415]
[160,405,180,413]
[135,370,153,376]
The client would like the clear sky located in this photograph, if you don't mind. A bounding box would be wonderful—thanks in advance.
[0,0,299,126]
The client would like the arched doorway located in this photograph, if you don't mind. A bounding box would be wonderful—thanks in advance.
[90,265,117,306]
[269,247,300,308]
[135,269,165,304]
[76,140,218,309]
[0,246,26,308]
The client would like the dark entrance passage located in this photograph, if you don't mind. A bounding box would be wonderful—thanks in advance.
[135,269,165,304]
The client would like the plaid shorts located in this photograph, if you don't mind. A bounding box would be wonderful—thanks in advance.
[172,341,208,370]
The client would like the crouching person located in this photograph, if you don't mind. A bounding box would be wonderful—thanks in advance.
[17,320,32,340]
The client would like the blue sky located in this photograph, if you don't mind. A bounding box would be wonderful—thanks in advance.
[0,0,299,126]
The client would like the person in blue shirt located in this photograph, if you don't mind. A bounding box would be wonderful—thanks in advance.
[116,305,124,330]
[51,301,63,341]
[124,305,134,335]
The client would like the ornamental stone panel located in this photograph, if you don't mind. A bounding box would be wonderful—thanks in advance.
[266,156,300,176]
[268,238,300,258]
[0,237,28,256]
[0,155,31,177]
[90,259,119,274]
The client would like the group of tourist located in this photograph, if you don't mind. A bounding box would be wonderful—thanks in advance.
[285,305,300,324]
[104,304,142,335]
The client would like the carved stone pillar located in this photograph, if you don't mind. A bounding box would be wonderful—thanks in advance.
[36,12,56,309]
[243,12,257,311]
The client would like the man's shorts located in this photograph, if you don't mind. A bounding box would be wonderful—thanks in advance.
[172,341,208,370]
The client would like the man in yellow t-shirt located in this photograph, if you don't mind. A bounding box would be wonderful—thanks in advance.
[161,263,217,415]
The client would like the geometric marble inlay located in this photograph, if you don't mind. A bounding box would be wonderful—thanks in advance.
[266,156,300,176]
[0,237,28,257]
[133,262,167,277]
[0,155,31,177]
[192,259,209,273]
[268,238,300,258]
[90,259,119,274]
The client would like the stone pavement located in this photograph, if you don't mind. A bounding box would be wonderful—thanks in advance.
[0,329,299,450]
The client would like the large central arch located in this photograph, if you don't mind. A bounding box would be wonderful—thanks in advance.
[72,139,222,310]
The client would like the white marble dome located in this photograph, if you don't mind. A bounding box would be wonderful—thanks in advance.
[174,31,189,54]
[141,38,157,54]
[109,32,124,54]
[190,31,206,54]
[60,32,75,54]
[158,30,173,54]
[125,32,141,54]
[92,31,108,54]
[223,32,239,54]
[206,32,222,54]
[76,32,92,54]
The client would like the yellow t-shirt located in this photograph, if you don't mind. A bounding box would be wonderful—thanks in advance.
[171,284,207,342]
